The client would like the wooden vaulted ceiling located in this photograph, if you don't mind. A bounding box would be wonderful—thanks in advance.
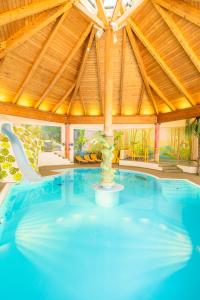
[0,0,200,124]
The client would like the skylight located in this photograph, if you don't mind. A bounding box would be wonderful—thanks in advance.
[81,0,136,17]
[104,0,117,9]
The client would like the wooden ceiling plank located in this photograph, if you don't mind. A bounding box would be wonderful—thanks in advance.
[66,27,95,115]
[0,3,72,60]
[153,0,200,28]
[34,22,93,109]
[74,2,105,29]
[137,83,144,115]
[12,11,71,105]
[148,78,176,111]
[51,83,75,113]
[72,27,96,99]
[155,4,200,73]
[95,37,104,115]
[0,102,65,123]
[104,28,114,136]
[0,0,71,27]
[96,0,109,26]
[79,88,87,115]
[128,19,196,107]
[119,28,126,115]
[126,25,159,114]
[158,105,200,123]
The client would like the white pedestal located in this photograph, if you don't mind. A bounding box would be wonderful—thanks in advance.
[93,184,124,208]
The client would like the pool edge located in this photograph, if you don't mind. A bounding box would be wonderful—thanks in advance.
[50,166,200,189]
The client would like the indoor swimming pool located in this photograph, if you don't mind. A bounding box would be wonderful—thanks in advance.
[0,168,200,300]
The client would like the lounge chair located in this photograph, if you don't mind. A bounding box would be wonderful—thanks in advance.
[75,155,88,163]
[112,150,120,163]
[90,154,102,163]
[84,154,96,163]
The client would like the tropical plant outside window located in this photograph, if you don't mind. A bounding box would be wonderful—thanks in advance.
[185,118,200,175]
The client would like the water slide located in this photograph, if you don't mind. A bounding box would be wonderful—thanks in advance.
[1,123,41,182]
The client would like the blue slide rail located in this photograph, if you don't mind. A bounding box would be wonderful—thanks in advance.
[1,123,41,182]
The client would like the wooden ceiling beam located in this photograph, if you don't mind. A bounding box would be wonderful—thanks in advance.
[34,22,93,109]
[74,2,105,29]
[96,0,109,26]
[104,27,114,136]
[51,83,75,113]
[0,3,72,60]
[126,25,159,114]
[111,0,123,22]
[0,0,71,27]
[158,105,200,123]
[128,19,196,107]
[137,83,144,115]
[148,78,176,111]
[155,5,200,73]
[66,115,157,124]
[66,98,73,115]
[12,11,71,105]
[119,28,126,115]
[153,0,200,28]
[113,0,144,30]
[0,102,65,123]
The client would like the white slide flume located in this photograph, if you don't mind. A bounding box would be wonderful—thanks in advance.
[1,123,41,182]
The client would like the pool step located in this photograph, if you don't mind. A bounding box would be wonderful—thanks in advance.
[160,164,183,173]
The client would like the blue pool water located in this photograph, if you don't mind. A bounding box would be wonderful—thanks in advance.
[0,168,200,300]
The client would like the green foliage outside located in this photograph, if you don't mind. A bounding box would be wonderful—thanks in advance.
[23,125,61,143]
[41,126,61,143]
[23,125,61,151]
[74,129,88,154]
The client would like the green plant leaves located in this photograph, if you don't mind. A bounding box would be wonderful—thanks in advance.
[9,167,19,175]
[13,172,23,181]
[0,155,5,163]
[0,148,9,156]
[1,162,12,169]
[0,170,7,179]
[6,155,16,162]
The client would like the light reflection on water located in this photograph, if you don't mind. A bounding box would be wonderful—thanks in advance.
[0,168,200,300]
